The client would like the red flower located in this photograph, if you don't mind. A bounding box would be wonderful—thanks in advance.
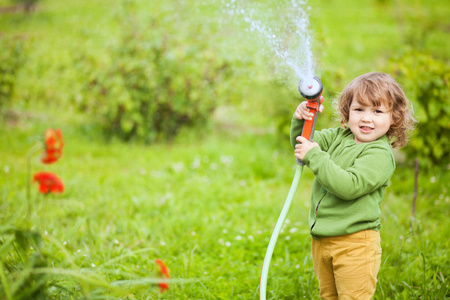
[33,172,65,194]
[155,259,170,293]
[41,129,64,164]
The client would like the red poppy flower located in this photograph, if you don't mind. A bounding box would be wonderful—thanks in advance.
[41,129,64,164]
[33,172,65,194]
[155,259,170,293]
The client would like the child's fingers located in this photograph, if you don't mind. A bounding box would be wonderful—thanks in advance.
[295,109,310,120]
[294,103,303,120]
[297,110,313,120]
[301,103,315,119]
[296,136,307,143]
[295,101,317,120]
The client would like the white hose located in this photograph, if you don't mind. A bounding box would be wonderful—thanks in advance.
[259,164,303,299]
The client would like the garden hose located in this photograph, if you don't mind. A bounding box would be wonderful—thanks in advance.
[259,76,323,300]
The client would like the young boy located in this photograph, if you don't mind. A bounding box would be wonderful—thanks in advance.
[290,72,415,299]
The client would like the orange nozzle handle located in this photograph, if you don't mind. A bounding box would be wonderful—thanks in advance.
[301,95,323,141]
[297,95,323,166]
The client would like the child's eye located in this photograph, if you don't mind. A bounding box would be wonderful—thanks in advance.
[355,108,363,112]
[375,110,384,114]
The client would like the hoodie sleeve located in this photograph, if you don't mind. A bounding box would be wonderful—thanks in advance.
[290,115,305,149]
[302,144,395,200]
[290,115,340,151]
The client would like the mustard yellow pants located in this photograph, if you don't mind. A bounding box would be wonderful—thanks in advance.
[311,230,382,300]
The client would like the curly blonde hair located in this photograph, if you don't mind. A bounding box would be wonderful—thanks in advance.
[334,72,416,148]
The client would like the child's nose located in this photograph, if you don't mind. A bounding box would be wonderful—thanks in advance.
[361,114,372,122]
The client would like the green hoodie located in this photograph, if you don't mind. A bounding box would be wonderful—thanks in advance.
[290,116,395,238]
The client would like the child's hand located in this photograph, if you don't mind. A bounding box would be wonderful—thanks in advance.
[294,98,324,121]
[295,136,319,160]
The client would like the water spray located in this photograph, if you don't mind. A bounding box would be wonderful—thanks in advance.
[259,76,323,300]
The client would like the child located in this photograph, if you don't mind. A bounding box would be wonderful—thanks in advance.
[290,72,415,299]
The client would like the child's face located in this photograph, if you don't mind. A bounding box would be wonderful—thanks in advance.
[348,99,393,144]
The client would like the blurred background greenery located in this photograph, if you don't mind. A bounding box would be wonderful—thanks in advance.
[0,0,449,299]
[1,0,448,167]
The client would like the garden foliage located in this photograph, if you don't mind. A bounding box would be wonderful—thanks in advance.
[76,3,233,142]
[12,0,40,13]
[390,49,449,168]
[0,36,26,111]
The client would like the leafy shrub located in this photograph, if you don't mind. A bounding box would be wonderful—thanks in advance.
[390,49,449,168]
[12,0,40,13]
[0,36,26,111]
[76,3,233,143]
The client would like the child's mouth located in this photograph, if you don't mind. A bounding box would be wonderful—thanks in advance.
[359,126,373,133]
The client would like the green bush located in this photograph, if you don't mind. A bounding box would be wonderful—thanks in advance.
[75,3,233,143]
[390,49,449,168]
[12,0,40,13]
[0,36,26,111]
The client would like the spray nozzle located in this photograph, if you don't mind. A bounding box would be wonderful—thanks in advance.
[298,76,323,101]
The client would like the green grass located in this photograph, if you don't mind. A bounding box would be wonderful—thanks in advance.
[1,111,317,299]
[1,0,449,298]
